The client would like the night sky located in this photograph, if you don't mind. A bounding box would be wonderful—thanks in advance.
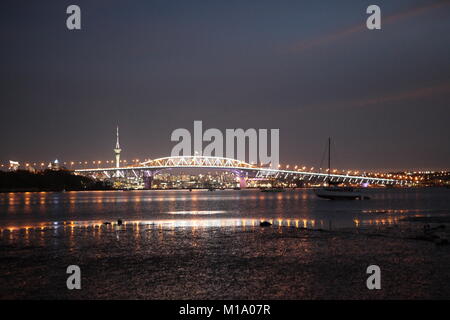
[1,0,449,171]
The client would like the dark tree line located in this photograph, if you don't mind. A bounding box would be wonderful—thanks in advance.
[0,169,112,192]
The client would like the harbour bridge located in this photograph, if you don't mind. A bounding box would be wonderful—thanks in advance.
[74,155,407,186]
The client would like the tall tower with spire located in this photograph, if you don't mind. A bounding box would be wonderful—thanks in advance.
[114,126,121,168]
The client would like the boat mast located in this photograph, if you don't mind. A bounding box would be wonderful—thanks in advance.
[327,137,331,184]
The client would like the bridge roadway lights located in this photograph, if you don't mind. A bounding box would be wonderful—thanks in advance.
[74,156,404,185]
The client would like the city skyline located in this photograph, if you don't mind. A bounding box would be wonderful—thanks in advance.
[1,0,449,171]
[2,125,447,174]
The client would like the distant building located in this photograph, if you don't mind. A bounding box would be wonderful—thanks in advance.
[48,159,61,170]
[26,165,36,173]
[9,160,20,171]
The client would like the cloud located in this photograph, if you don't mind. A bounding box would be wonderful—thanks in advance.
[349,82,450,107]
[287,0,450,53]
[309,82,450,110]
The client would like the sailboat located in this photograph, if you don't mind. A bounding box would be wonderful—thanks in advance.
[314,138,369,200]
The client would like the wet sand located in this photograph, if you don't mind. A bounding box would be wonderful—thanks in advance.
[1,220,450,299]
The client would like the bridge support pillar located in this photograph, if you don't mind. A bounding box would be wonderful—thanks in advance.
[238,171,249,188]
[239,177,247,189]
[144,177,152,189]
[143,171,154,189]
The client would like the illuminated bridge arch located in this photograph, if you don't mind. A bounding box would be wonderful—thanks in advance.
[75,155,408,185]
[140,156,256,169]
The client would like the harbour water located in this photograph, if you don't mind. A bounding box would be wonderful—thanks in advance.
[0,188,449,229]
[1,187,450,299]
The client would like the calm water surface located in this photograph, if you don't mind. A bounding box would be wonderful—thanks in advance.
[0,188,449,229]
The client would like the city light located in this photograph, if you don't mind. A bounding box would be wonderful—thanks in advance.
[1,157,446,187]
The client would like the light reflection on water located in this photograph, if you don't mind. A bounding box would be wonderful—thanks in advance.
[0,216,405,252]
[0,216,401,233]
[0,217,306,230]
[167,210,227,215]
[0,188,448,229]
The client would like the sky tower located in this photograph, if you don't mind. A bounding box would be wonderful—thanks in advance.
[114,126,121,168]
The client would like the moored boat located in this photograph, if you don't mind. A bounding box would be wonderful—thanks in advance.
[314,186,369,200]
[315,138,370,200]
